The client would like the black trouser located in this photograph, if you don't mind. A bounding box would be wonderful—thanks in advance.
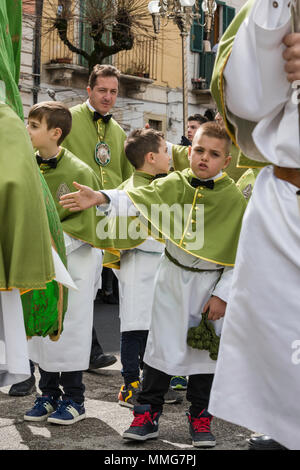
[90,327,104,359]
[38,367,85,404]
[138,363,214,415]
[120,330,148,386]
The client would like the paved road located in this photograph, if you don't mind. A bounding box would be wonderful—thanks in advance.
[0,298,253,453]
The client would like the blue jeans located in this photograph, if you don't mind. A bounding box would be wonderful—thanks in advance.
[120,330,148,386]
[38,367,85,404]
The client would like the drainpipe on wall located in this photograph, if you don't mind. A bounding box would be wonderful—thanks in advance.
[32,0,43,104]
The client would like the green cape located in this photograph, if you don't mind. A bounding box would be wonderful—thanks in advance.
[1,2,68,340]
[62,103,133,189]
[0,103,55,291]
[211,0,267,169]
[0,0,23,118]
[125,168,246,266]
[103,171,165,269]
[236,168,261,203]
[21,172,68,340]
[172,144,246,182]
[40,147,104,248]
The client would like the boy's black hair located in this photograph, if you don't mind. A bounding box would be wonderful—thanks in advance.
[28,101,72,146]
[124,128,164,169]
[188,113,208,125]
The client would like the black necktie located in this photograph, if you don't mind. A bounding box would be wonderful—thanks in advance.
[190,178,214,190]
[93,112,112,123]
[152,173,168,180]
[36,155,58,169]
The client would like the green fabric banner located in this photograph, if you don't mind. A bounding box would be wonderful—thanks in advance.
[0,0,23,118]
[21,172,69,340]
[210,0,267,169]
[0,102,55,291]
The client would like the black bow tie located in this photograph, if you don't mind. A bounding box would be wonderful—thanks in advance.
[152,173,168,180]
[190,178,214,190]
[36,155,58,169]
[93,112,112,123]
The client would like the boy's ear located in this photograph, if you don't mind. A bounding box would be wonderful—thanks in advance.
[144,151,154,164]
[52,127,62,141]
[188,145,192,160]
[223,155,232,169]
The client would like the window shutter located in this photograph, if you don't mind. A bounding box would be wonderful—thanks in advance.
[190,3,204,53]
[223,5,236,32]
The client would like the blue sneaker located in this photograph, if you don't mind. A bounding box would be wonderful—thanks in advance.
[122,404,161,441]
[170,376,187,390]
[24,395,58,422]
[47,399,86,425]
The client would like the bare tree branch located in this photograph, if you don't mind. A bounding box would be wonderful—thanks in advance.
[22,0,154,72]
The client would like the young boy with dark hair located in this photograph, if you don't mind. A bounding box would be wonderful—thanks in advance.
[102,128,181,407]
[24,101,103,425]
[60,122,246,446]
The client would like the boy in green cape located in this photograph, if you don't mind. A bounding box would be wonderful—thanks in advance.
[60,122,246,447]
[24,101,102,425]
[102,128,181,408]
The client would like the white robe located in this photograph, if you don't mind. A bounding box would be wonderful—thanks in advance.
[97,195,164,332]
[114,239,164,333]
[143,241,232,376]
[208,0,300,450]
[0,247,76,387]
[0,290,30,387]
[29,234,102,372]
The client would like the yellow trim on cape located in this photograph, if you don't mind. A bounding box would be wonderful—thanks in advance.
[125,190,235,267]
[218,50,238,148]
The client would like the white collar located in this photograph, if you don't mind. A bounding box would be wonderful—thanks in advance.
[86,99,110,116]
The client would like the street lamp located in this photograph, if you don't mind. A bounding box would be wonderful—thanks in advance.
[148,0,217,135]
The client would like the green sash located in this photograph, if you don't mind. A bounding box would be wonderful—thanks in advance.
[236,168,261,203]
[126,168,246,266]
[0,1,23,118]
[211,0,267,169]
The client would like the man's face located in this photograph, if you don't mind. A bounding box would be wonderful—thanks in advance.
[189,129,231,180]
[187,120,202,142]
[87,75,119,114]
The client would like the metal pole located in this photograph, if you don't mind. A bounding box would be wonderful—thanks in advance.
[181,31,188,137]
[33,0,43,104]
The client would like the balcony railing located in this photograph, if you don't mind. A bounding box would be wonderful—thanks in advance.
[114,36,158,81]
[44,23,158,81]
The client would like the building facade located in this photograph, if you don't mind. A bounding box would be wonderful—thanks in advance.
[20,0,247,141]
